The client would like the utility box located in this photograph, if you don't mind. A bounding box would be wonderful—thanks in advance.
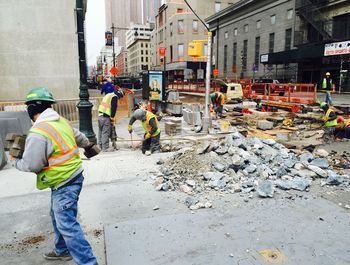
[188,42,202,57]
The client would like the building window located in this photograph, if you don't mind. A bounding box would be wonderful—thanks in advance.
[224,31,228,39]
[146,50,148,55]
[170,45,173,62]
[145,44,148,48]
[159,29,163,42]
[244,24,249,33]
[215,2,221,13]
[255,37,260,70]
[146,57,148,63]
[256,20,261,29]
[333,13,350,39]
[141,50,144,55]
[285,28,292,50]
[178,43,184,58]
[178,20,184,34]
[193,20,198,33]
[141,57,144,63]
[269,33,275,53]
[224,45,228,73]
[141,43,143,48]
[271,15,276,25]
[204,43,208,56]
[242,40,248,71]
[170,22,173,36]
[234,28,237,36]
[287,9,293,20]
[233,42,237,67]
[177,8,183,13]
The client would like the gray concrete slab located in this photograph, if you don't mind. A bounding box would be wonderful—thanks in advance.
[105,197,350,265]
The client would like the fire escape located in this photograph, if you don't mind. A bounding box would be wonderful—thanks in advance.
[294,0,333,46]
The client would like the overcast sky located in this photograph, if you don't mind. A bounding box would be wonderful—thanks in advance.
[85,0,106,66]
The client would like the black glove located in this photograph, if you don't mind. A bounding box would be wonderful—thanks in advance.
[84,143,101,158]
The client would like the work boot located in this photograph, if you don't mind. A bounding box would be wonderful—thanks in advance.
[43,251,72,261]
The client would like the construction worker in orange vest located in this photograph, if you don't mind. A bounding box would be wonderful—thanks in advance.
[10,87,99,264]
[98,89,124,151]
[128,109,161,155]
[210,91,225,118]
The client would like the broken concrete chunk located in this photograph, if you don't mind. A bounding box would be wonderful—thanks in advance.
[202,172,224,181]
[275,179,292,190]
[326,174,345,186]
[291,177,312,191]
[257,120,274,130]
[184,197,199,208]
[215,146,228,155]
[196,142,211,155]
[314,148,329,158]
[180,185,192,194]
[257,180,274,198]
[186,180,196,187]
[262,139,276,146]
[299,153,314,163]
[307,165,328,178]
[310,158,329,169]
[284,158,297,168]
[244,164,257,174]
[212,162,226,172]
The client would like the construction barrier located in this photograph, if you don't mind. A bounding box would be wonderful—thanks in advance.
[0,94,133,123]
[247,83,317,105]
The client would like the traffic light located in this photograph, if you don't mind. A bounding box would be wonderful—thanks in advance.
[160,57,164,65]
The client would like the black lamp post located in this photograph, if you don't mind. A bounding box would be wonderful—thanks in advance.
[76,0,96,143]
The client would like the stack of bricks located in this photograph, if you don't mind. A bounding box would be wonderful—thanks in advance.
[164,118,182,136]
[5,133,26,158]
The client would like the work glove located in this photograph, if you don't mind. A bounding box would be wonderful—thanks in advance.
[128,124,133,133]
[84,143,101,158]
[110,117,116,124]
[144,132,152,139]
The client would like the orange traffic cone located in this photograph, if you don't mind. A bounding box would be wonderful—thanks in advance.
[147,101,152,112]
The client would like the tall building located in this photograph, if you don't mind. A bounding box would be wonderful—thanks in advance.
[0,1,87,100]
[206,0,350,91]
[151,0,235,82]
[105,0,161,47]
[126,23,154,76]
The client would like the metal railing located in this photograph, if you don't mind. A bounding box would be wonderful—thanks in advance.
[0,94,133,123]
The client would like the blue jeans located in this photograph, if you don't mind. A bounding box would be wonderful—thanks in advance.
[51,173,98,265]
[325,91,333,105]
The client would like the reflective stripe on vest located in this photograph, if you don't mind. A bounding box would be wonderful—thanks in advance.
[98,93,116,116]
[214,92,225,105]
[323,108,334,122]
[142,111,160,137]
[30,118,82,190]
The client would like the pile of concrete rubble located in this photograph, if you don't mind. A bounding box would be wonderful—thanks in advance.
[152,128,349,210]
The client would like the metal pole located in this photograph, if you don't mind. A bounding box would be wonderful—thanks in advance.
[76,0,96,143]
[202,31,212,133]
[112,23,116,83]
[339,56,344,94]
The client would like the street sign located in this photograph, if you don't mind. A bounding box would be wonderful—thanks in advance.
[105,31,112,46]
[110,66,118,76]
[324,40,350,56]
[260,54,269,63]
[159,47,166,57]
[213,68,219,77]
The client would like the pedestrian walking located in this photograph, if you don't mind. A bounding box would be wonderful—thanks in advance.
[322,72,333,105]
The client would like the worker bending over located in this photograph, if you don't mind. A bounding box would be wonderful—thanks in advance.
[98,89,124,151]
[10,87,98,264]
[128,109,161,155]
[320,102,350,139]
[210,91,225,118]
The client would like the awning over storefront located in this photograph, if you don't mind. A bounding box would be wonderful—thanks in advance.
[264,44,325,64]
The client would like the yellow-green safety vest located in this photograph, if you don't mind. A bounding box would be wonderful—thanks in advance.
[98,93,116,117]
[142,111,161,137]
[323,108,338,127]
[30,118,82,190]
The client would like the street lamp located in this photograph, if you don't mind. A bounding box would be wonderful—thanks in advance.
[75,0,96,143]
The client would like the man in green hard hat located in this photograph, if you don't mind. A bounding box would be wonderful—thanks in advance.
[10,87,99,264]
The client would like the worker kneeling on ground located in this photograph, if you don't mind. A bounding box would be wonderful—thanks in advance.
[210,91,225,118]
[128,109,161,155]
[320,102,350,139]
[10,87,98,264]
[98,89,124,152]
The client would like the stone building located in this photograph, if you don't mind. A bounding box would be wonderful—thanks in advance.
[206,0,350,91]
[151,0,235,82]
[0,1,87,101]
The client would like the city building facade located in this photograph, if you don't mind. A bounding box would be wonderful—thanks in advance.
[116,47,128,76]
[206,0,350,91]
[0,1,87,100]
[151,0,235,82]
[127,23,154,76]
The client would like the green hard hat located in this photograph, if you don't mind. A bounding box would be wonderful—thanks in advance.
[319,102,327,108]
[25,87,56,103]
